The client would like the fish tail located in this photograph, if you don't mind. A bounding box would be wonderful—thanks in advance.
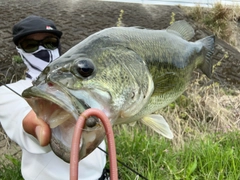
[197,35,215,78]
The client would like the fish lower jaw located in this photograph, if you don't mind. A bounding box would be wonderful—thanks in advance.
[24,91,107,162]
[37,100,107,162]
[50,134,73,163]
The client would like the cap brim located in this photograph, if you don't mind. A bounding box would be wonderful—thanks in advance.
[13,30,62,45]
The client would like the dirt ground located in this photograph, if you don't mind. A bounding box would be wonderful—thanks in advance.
[0,0,239,164]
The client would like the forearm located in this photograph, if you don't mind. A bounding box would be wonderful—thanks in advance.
[0,80,51,153]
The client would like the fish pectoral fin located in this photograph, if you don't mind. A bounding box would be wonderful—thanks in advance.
[141,114,173,139]
[129,121,137,127]
[166,20,195,41]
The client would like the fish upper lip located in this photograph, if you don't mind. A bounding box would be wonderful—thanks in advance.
[23,82,82,120]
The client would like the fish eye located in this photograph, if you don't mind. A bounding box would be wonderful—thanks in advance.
[72,58,95,79]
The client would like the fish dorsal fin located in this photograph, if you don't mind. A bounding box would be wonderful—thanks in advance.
[167,20,195,41]
[132,26,146,29]
[141,114,173,139]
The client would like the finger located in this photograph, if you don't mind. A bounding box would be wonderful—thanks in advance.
[23,110,51,146]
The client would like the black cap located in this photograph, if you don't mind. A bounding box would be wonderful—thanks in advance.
[12,15,62,45]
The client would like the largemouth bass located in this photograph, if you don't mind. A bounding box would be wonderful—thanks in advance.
[22,20,215,163]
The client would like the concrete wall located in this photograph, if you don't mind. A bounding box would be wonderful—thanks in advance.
[101,0,240,7]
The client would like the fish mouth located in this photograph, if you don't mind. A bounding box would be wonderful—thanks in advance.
[22,83,105,163]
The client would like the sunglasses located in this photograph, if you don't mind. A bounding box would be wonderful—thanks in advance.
[19,36,59,53]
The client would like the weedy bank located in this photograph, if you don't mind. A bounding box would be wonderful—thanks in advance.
[182,2,240,50]
[1,2,240,180]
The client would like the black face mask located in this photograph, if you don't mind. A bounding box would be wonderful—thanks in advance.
[33,49,52,62]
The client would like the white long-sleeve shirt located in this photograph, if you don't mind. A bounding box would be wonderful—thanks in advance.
[0,79,106,180]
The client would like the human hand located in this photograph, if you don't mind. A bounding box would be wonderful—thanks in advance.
[23,110,51,146]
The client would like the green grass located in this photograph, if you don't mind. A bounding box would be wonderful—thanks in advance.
[2,127,240,180]
[0,154,23,180]
[113,125,240,180]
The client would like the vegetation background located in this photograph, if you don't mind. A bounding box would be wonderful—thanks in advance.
[0,1,239,179]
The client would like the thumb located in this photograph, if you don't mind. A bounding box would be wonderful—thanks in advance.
[23,110,51,146]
